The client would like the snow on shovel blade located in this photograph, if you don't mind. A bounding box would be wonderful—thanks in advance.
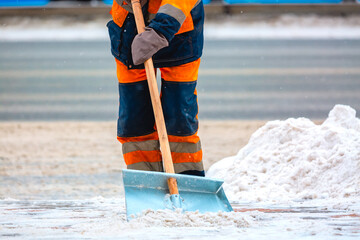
[122,169,233,220]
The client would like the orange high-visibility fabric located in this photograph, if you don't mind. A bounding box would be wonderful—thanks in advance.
[160,58,200,82]
[168,134,200,144]
[110,0,128,27]
[148,0,162,13]
[176,16,194,35]
[115,59,146,83]
[116,58,200,84]
[123,150,162,165]
[171,150,202,164]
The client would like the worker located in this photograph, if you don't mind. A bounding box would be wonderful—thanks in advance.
[107,0,205,176]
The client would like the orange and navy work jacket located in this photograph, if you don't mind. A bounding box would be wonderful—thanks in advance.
[107,0,204,69]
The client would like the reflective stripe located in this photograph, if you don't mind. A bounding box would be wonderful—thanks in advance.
[174,161,204,173]
[128,161,164,172]
[169,141,201,154]
[122,140,160,154]
[127,158,203,173]
[123,150,162,165]
[123,140,201,157]
[127,160,203,173]
[158,4,186,25]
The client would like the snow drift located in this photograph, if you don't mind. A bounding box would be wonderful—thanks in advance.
[207,105,360,202]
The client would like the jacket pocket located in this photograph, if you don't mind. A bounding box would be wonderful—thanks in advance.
[107,20,123,59]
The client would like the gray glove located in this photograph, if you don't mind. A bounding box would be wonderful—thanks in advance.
[115,0,148,13]
[131,27,169,65]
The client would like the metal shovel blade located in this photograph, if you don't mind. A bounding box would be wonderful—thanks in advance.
[122,169,233,219]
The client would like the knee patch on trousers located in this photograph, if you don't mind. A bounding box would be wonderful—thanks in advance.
[117,81,155,137]
[161,79,198,136]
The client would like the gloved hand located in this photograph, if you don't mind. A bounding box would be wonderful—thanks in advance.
[131,27,169,65]
[115,0,148,13]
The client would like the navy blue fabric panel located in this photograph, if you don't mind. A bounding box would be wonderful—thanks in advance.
[161,80,198,136]
[107,20,123,60]
[188,1,204,61]
[117,81,155,137]
[153,31,194,66]
[148,13,181,42]
[106,15,137,67]
[179,170,205,177]
[119,13,137,67]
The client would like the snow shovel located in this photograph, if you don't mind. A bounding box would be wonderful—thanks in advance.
[123,0,233,220]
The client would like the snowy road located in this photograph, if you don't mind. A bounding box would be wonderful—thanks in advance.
[1,39,360,120]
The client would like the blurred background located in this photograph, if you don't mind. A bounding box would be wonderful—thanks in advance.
[0,0,360,121]
[1,3,360,238]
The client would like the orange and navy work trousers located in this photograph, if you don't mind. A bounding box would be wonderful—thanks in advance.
[116,58,204,176]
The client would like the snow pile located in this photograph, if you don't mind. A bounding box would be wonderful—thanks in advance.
[207,105,360,202]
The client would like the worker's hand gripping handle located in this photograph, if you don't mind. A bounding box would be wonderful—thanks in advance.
[131,0,179,195]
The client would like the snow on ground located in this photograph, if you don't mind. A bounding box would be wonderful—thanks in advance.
[207,105,360,204]
[1,197,359,239]
[0,197,260,239]
[1,105,360,238]
[1,14,360,41]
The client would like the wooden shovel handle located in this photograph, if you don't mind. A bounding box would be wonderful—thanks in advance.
[131,0,179,195]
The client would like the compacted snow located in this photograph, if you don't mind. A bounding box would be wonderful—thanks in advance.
[207,105,360,203]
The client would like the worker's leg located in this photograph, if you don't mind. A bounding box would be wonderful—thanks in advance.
[115,59,163,172]
[159,58,205,176]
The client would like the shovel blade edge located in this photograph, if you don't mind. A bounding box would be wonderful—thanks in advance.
[122,169,233,219]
